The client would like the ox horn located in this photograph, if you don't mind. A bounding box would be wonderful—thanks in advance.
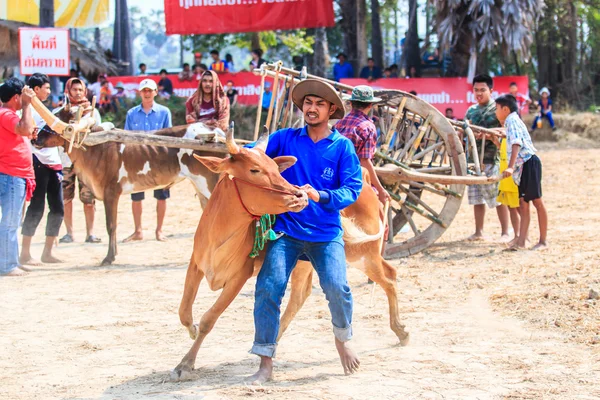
[254,126,270,152]
[226,121,240,154]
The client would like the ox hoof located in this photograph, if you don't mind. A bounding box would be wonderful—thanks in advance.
[100,257,114,266]
[188,324,199,340]
[170,364,195,382]
[398,332,410,347]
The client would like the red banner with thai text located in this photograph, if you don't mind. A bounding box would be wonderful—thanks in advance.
[342,76,530,119]
[164,0,335,35]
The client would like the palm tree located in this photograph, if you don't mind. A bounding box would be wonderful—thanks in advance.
[433,0,544,77]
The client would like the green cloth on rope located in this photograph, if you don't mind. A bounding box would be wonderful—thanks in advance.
[249,214,277,258]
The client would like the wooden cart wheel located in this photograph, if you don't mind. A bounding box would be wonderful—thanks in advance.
[372,90,468,258]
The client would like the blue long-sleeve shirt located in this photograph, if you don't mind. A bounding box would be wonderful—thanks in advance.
[260,126,362,244]
[124,103,172,131]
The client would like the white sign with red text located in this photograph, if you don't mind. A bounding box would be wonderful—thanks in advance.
[19,28,70,76]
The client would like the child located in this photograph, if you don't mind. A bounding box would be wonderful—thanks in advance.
[531,87,555,131]
[496,137,521,246]
[495,94,548,250]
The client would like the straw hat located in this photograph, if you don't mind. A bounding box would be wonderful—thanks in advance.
[292,79,345,120]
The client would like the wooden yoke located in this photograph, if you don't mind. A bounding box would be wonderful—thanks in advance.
[30,96,96,140]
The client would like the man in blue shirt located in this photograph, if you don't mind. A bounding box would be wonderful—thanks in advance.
[123,79,173,243]
[249,80,362,384]
[333,53,355,82]
[261,81,273,111]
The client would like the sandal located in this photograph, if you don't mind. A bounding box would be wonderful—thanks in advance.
[85,235,102,243]
[59,234,74,244]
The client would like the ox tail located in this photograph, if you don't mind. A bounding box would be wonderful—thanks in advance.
[341,216,384,245]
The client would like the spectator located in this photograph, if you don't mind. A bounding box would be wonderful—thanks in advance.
[225,80,239,107]
[178,63,194,82]
[98,80,113,113]
[383,68,392,78]
[20,73,64,266]
[138,63,148,76]
[194,64,207,81]
[88,74,114,101]
[333,53,354,82]
[531,88,555,131]
[249,49,266,70]
[292,55,304,72]
[406,65,418,78]
[389,64,399,78]
[464,74,509,242]
[0,78,36,276]
[509,82,531,117]
[113,82,127,108]
[359,58,383,81]
[209,50,228,73]
[193,52,203,67]
[157,69,173,98]
[261,81,273,112]
[185,70,230,131]
[123,79,173,243]
[58,78,103,244]
[225,53,235,72]
[445,107,456,120]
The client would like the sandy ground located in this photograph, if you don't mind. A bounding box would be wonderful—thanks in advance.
[1,146,599,400]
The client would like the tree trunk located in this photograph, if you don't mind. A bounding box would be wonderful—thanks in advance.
[371,0,384,69]
[446,28,472,77]
[312,27,330,78]
[113,0,133,75]
[406,0,420,76]
[340,0,358,70]
[94,28,101,49]
[251,32,260,50]
[356,0,368,71]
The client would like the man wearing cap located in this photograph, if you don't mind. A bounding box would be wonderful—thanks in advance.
[248,79,362,384]
[333,53,355,82]
[123,79,173,242]
[335,85,390,205]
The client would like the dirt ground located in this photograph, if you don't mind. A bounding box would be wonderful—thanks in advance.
[1,145,599,400]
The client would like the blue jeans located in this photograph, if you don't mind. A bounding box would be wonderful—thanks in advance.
[0,173,26,275]
[251,235,353,358]
[532,111,555,129]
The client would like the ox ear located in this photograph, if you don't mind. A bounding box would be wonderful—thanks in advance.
[273,156,297,173]
[193,154,226,173]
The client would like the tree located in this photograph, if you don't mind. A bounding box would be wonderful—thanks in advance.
[433,0,543,77]
[406,0,420,75]
[371,0,384,69]
[113,0,133,75]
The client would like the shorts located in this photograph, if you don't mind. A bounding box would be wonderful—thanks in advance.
[519,155,542,202]
[468,163,499,208]
[497,190,520,208]
[131,189,170,202]
[62,166,96,205]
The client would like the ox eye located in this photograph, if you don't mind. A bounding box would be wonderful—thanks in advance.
[250,169,260,174]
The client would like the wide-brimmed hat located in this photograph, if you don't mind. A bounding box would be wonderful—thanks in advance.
[115,82,125,89]
[347,85,382,103]
[292,79,345,120]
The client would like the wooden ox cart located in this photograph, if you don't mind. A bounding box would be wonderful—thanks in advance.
[30,62,503,260]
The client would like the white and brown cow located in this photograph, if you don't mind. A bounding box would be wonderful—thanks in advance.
[35,106,223,265]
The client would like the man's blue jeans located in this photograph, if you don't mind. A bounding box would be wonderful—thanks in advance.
[251,235,353,358]
[0,173,26,275]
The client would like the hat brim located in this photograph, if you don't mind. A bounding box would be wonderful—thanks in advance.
[347,95,383,103]
[292,79,345,120]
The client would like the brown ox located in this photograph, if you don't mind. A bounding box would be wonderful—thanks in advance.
[34,106,221,265]
[172,128,410,380]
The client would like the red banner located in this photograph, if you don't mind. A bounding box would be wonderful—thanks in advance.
[107,72,263,105]
[164,0,335,35]
[342,76,530,119]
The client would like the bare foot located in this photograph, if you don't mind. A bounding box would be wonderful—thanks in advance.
[19,255,42,266]
[155,231,168,242]
[41,253,63,263]
[532,242,548,251]
[247,356,273,385]
[123,232,143,243]
[498,233,511,244]
[3,267,28,276]
[467,233,487,242]
[335,338,360,375]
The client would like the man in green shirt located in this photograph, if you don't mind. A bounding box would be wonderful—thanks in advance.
[465,74,510,242]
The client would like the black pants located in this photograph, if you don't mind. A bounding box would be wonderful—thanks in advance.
[22,157,64,237]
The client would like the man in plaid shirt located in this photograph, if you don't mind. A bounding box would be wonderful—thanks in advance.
[334,86,390,204]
